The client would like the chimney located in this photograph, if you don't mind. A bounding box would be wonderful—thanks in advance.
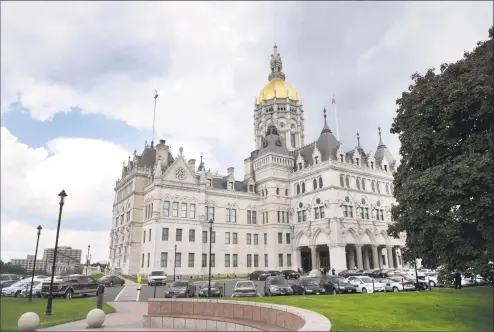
[155,139,169,166]
[188,159,196,171]
[227,167,235,178]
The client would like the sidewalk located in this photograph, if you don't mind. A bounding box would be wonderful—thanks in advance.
[40,302,148,331]
[115,285,141,302]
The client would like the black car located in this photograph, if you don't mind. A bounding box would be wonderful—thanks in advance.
[248,270,271,281]
[267,270,282,276]
[291,278,326,295]
[264,277,293,296]
[164,281,196,298]
[338,269,363,278]
[319,276,357,294]
[281,269,300,280]
[97,275,125,287]
[198,281,223,297]
[41,275,99,299]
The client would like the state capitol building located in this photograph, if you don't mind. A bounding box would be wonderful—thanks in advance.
[109,45,406,276]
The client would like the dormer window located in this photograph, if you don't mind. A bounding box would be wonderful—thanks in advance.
[276,187,280,195]
[249,185,254,192]
[356,158,360,166]
[229,182,234,190]
[208,179,212,187]
[370,161,374,169]
[315,156,319,164]
[339,154,344,162]
[384,165,388,172]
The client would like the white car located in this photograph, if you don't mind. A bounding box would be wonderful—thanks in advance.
[147,270,167,286]
[381,277,416,292]
[347,276,381,293]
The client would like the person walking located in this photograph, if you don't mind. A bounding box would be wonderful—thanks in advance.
[454,271,462,289]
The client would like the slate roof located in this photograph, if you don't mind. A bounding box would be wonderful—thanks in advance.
[257,125,291,157]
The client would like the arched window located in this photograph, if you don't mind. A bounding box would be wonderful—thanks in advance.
[318,177,323,188]
[362,179,366,191]
[276,187,280,195]
[313,198,325,220]
[313,179,317,190]
[356,178,361,190]
[302,182,306,193]
[340,175,345,187]
[296,184,300,194]
[376,182,381,193]
[390,185,394,195]
[345,176,350,188]
[385,184,390,194]
[371,181,376,192]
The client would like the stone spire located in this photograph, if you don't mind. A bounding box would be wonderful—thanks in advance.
[374,125,396,167]
[268,44,286,82]
[197,152,205,172]
[377,126,385,147]
[321,107,332,134]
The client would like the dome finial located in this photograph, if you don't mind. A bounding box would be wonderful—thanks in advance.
[357,132,361,149]
[268,44,285,82]
[323,107,327,119]
[378,126,385,147]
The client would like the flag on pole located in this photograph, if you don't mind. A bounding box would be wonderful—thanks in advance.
[154,90,159,99]
[332,95,336,104]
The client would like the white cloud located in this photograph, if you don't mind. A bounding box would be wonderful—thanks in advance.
[1,127,129,261]
[1,219,109,263]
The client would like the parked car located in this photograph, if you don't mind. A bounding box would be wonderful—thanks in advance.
[338,269,363,278]
[98,275,125,287]
[231,281,259,297]
[281,269,300,280]
[264,277,293,296]
[247,270,271,281]
[402,275,428,290]
[381,277,415,292]
[267,270,282,276]
[319,276,357,294]
[290,278,326,295]
[0,274,21,287]
[164,281,196,298]
[1,280,31,297]
[197,281,223,297]
[347,276,380,293]
[147,270,167,286]
[40,275,99,299]
[20,281,42,298]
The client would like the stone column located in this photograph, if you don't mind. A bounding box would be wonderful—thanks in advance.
[372,245,380,269]
[309,245,317,271]
[348,246,355,268]
[293,247,302,270]
[364,249,371,270]
[356,245,364,269]
[386,246,394,268]
[328,244,347,274]
[393,247,401,268]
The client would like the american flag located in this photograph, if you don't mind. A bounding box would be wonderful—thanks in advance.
[154,90,159,99]
[332,95,336,104]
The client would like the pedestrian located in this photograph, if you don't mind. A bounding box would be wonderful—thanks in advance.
[454,271,462,289]
[332,268,335,275]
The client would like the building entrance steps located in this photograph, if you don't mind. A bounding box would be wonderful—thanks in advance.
[115,285,141,302]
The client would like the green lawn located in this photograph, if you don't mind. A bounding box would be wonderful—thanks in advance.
[231,286,493,331]
[91,273,104,280]
[0,297,115,331]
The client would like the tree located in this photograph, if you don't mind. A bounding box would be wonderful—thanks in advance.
[388,27,494,274]
[0,260,29,275]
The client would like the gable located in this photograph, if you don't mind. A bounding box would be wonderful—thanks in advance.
[162,156,198,185]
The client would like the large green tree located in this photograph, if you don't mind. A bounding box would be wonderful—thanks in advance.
[388,27,494,274]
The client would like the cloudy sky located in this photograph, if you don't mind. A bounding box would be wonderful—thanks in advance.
[1,1,491,263]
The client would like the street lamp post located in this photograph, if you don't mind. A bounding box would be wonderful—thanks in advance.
[173,244,177,281]
[208,219,214,298]
[45,190,67,316]
[86,245,92,275]
[27,225,42,301]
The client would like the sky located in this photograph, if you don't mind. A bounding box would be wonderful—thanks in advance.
[1,1,492,263]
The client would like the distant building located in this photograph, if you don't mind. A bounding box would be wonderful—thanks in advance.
[9,255,46,273]
[42,246,83,274]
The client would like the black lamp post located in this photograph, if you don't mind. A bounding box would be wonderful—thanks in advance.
[86,245,92,275]
[173,244,177,281]
[45,190,67,316]
[27,225,42,301]
[208,219,214,298]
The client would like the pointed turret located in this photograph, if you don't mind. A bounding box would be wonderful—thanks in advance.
[316,107,340,161]
[374,126,396,168]
[197,152,205,172]
[356,132,365,155]
[257,122,290,157]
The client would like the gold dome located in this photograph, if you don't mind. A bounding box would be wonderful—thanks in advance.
[257,79,298,104]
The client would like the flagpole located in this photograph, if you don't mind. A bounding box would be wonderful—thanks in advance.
[332,94,340,141]
[152,90,158,143]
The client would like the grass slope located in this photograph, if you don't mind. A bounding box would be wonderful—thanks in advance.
[232,287,493,331]
[0,297,115,331]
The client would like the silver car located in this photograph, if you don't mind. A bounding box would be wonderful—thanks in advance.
[1,280,30,297]
[20,281,42,298]
[381,277,416,292]
[231,281,260,297]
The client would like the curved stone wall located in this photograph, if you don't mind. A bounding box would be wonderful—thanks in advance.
[143,298,331,331]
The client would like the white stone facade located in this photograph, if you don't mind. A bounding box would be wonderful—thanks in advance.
[109,46,406,276]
